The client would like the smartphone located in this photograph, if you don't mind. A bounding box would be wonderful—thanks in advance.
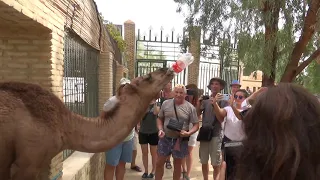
[221,94,230,101]
[223,141,243,180]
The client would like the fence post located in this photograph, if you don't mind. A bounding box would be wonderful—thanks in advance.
[98,51,113,110]
[124,20,136,80]
[188,26,201,85]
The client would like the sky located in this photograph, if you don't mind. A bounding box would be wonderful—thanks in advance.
[94,0,186,35]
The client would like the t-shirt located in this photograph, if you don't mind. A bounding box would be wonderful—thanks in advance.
[158,99,199,138]
[223,106,245,141]
[200,99,229,137]
[139,103,158,134]
[103,96,134,142]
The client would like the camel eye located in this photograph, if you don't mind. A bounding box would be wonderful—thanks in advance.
[146,74,152,81]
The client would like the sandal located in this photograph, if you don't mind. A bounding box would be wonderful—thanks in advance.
[182,171,190,180]
[130,165,142,172]
[165,160,172,169]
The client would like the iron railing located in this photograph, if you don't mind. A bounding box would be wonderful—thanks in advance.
[63,30,99,160]
[136,59,187,87]
[135,27,240,94]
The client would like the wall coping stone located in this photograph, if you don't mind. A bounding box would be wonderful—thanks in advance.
[62,151,95,180]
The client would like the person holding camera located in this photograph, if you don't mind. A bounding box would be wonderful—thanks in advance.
[155,84,199,180]
[212,89,249,180]
[196,77,229,180]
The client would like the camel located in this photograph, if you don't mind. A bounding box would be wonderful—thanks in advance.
[0,67,174,180]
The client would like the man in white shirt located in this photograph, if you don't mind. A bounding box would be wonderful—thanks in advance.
[104,78,136,180]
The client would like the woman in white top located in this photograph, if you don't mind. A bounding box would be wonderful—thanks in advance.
[212,89,249,141]
[212,89,249,179]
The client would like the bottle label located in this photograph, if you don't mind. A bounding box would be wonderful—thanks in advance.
[172,60,186,73]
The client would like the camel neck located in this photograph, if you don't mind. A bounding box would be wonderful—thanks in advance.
[63,98,148,153]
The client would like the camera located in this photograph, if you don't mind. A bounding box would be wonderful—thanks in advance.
[202,95,210,100]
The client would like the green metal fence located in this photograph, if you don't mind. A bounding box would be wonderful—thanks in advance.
[62,30,99,160]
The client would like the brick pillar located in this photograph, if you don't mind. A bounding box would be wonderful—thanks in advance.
[0,26,64,180]
[124,20,136,80]
[98,51,113,110]
[188,26,201,85]
[115,63,124,88]
[49,29,64,180]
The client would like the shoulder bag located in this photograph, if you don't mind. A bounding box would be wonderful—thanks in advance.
[167,100,184,132]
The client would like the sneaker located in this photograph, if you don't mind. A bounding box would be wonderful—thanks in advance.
[148,173,155,178]
[142,173,149,179]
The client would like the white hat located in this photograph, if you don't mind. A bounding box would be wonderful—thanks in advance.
[120,78,130,85]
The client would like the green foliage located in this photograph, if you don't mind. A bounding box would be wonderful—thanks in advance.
[106,24,126,52]
[99,13,126,53]
[304,61,320,93]
[174,0,320,83]
[136,42,166,60]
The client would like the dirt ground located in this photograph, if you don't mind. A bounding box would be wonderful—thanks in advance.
[124,142,214,180]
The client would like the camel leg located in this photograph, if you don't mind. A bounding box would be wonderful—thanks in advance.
[0,142,14,180]
[11,167,40,180]
[11,146,53,180]
[38,165,51,180]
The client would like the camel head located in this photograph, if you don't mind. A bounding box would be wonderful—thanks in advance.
[118,67,174,100]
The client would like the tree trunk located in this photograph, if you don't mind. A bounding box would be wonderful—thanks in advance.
[261,1,280,87]
[262,74,275,87]
[280,0,320,82]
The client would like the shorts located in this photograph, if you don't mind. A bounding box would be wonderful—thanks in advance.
[133,132,138,150]
[199,136,222,166]
[105,138,133,166]
[157,136,188,159]
[139,132,159,146]
[188,131,199,147]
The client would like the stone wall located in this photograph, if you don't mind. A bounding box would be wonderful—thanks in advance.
[124,20,135,80]
[62,152,105,180]
[98,52,114,111]
[0,0,65,178]
[0,0,118,179]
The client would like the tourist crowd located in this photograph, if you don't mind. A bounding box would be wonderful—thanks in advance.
[103,77,320,180]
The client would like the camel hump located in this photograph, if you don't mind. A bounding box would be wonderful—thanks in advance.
[0,81,48,94]
[0,81,69,120]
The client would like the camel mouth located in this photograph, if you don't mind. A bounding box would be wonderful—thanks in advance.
[166,67,175,76]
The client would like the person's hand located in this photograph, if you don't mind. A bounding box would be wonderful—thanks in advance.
[153,103,160,115]
[211,93,223,104]
[228,94,235,106]
[257,87,267,94]
[219,161,227,180]
[158,129,165,138]
[135,125,140,133]
[180,130,190,137]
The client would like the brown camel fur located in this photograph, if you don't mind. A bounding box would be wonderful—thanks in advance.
[0,67,174,180]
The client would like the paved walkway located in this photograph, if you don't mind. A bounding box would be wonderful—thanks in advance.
[125,142,214,180]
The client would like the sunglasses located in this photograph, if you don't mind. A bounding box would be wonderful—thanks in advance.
[234,95,244,100]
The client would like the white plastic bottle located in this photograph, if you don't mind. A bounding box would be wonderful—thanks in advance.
[171,53,194,73]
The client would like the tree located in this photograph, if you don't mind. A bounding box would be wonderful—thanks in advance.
[174,0,320,86]
[136,41,167,60]
[303,61,320,93]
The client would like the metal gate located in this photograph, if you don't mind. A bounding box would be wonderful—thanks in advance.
[62,30,99,160]
[135,27,239,94]
[199,45,240,95]
[135,28,188,87]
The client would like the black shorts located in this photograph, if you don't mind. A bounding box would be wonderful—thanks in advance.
[138,132,159,146]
